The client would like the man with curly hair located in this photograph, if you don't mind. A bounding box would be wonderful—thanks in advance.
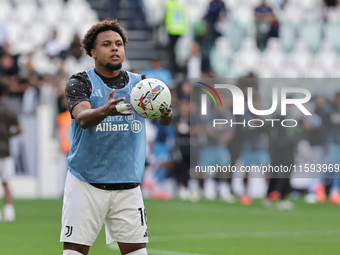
[60,20,173,255]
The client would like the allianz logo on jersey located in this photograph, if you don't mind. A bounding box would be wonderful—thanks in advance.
[95,120,142,133]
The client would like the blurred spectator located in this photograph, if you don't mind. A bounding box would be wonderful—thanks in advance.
[44,30,68,59]
[204,0,227,34]
[21,75,40,115]
[183,41,203,79]
[263,103,300,210]
[303,95,331,204]
[142,119,157,197]
[232,96,270,205]
[0,20,7,49]
[128,0,148,30]
[164,0,188,73]
[178,80,190,100]
[324,0,339,7]
[323,92,340,204]
[0,42,21,94]
[153,120,176,186]
[56,94,71,196]
[105,0,121,20]
[172,98,191,199]
[18,52,38,77]
[143,120,176,200]
[322,0,340,20]
[0,83,23,222]
[0,43,28,113]
[275,0,287,9]
[59,34,93,78]
[168,80,190,129]
[39,75,58,105]
[198,0,227,73]
[141,58,173,88]
[68,34,82,59]
[254,0,279,51]
[199,95,234,201]
[0,43,19,76]
[186,93,203,201]
[228,73,257,170]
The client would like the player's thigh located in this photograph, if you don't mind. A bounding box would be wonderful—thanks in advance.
[105,186,149,244]
[64,242,90,255]
[0,157,5,181]
[61,171,110,246]
[117,242,146,255]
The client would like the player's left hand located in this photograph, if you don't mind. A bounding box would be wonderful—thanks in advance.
[161,105,172,118]
[157,105,173,126]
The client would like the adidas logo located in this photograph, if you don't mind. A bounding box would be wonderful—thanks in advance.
[92,89,103,98]
[143,229,148,237]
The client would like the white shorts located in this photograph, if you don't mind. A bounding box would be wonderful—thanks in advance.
[60,171,149,246]
[0,157,13,182]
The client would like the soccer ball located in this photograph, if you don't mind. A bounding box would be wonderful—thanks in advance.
[130,78,171,119]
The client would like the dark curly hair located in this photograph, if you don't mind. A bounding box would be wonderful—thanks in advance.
[81,20,128,57]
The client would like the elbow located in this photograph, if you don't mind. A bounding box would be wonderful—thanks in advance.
[79,120,90,129]
[77,117,90,129]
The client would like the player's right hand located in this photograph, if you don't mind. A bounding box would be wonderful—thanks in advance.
[104,89,133,116]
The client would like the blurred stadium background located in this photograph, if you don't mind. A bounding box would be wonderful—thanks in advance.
[0,0,340,254]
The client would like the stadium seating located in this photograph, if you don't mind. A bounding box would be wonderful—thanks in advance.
[327,6,340,22]
[143,0,165,26]
[299,21,322,53]
[210,36,232,77]
[286,39,314,77]
[314,40,340,76]
[219,20,244,51]
[260,38,287,76]
[1,0,340,78]
[0,0,99,57]
[186,0,340,78]
[231,5,255,37]
[279,22,296,52]
[230,37,261,77]
[325,21,340,52]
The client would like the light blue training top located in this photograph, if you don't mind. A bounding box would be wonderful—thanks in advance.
[67,69,146,183]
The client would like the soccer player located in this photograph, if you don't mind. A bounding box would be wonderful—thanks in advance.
[0,83,22,222]
[60,20,173,255]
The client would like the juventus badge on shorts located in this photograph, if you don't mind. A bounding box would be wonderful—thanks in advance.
[65,226,73,237]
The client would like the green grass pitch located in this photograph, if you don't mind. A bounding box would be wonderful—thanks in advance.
[0,198,339,255]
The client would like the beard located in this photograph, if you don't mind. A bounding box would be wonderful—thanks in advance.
[106,62,122,71]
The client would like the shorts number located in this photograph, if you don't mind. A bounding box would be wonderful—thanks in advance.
[138,207,147,226]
